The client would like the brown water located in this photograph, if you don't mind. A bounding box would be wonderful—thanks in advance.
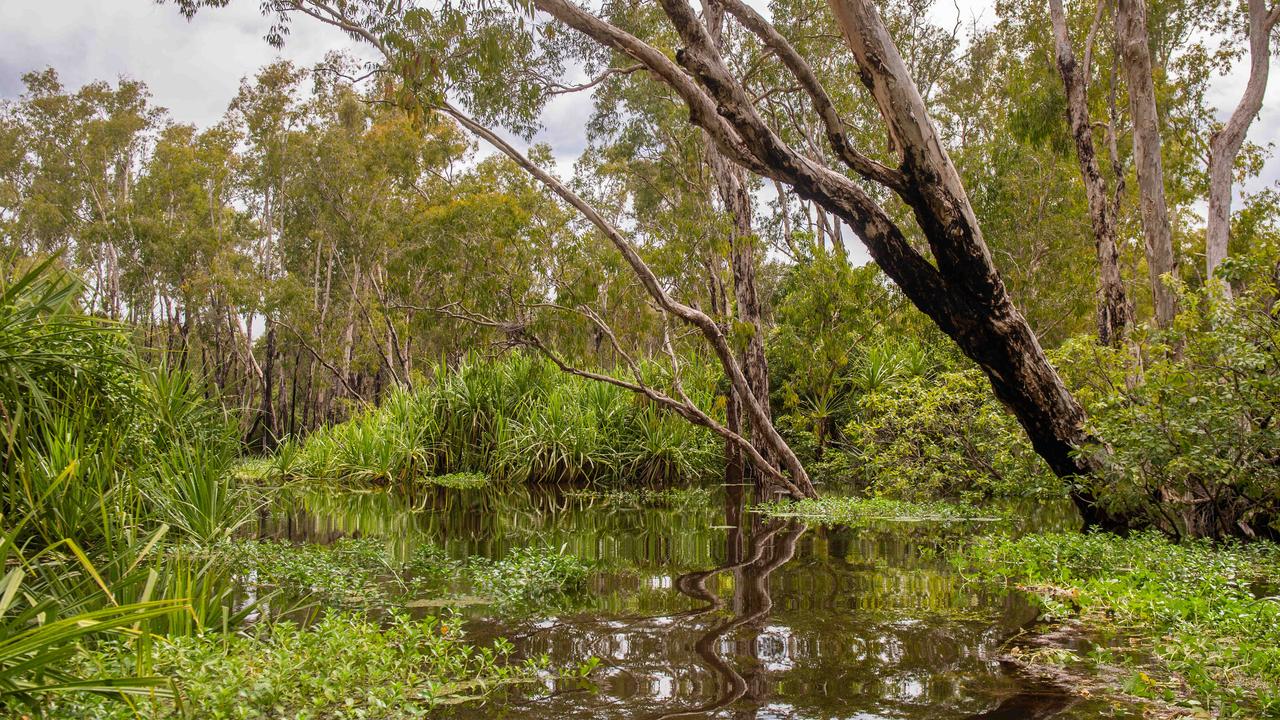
[256,483,1131,719]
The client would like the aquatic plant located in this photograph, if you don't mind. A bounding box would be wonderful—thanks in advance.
[49,611,543,719]
[467,547,589,603]
[959,531,1280,716]
[756,495,994,527]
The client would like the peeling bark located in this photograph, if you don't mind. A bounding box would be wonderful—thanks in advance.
[1048,0,1132,345]
[1115,0,1178,328]
[1206,0,1279,293]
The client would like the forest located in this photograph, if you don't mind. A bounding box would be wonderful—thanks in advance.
[1,0,1278,717]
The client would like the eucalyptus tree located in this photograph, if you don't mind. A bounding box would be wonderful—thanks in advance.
[0,69,163,319]
[167,0,1117,513]
[1206,0,1279,294]
[1013,0,1278,321]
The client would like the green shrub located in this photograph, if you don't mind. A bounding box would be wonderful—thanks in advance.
[1051,286,1280,539]
[841,369,1056,499]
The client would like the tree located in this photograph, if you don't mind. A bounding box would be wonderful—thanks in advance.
[1206,0,1279,293]
[1047,0,1133,344]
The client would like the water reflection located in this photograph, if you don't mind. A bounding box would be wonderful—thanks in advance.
[256,482,1110,719]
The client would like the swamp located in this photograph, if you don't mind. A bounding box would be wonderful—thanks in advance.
[2,0,1280,718]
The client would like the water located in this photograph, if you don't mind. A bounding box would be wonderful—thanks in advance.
[255,483,1130,719]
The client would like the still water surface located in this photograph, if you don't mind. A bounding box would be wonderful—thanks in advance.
[256,484,1132,719]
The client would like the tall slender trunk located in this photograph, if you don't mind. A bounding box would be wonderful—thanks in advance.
[1048,0,1132,345]
[705,0,776,477]
[1206,0,1278,293]
[340,261,361,396]
[1116,0,1178,327]
[255,321,278,452]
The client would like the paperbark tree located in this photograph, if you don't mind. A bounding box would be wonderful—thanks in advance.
[1047,0,1132,345]
[1205,0,1280,293]
[1115,0,1178,328]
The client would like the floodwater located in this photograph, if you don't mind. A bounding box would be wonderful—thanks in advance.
[255,482,1133,719]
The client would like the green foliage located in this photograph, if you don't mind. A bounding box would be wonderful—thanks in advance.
[756,495,993,527]
[841,368,1057,499]
[959,531,1280,716]
[51,611,541,719]
[280,353,721,489]
[1054,283,1280,539]
[0,514,181,713]
[467,547,589,604]
[0,257,261,711]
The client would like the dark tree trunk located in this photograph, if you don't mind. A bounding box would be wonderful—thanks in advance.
[1049,0,1133,346]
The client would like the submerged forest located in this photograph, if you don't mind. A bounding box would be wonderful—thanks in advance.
[1,0,1279,717]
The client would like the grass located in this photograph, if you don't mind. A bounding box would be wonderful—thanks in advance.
[272,353,723,491]
[755,495,996,526]
[957,531,1280,717]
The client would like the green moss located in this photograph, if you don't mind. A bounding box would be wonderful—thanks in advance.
[958,531,1280,717]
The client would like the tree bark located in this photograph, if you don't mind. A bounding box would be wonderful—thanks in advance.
[1206,0,1279,293]
[705,0,775,471]
[1115,0,1178,327]
[528,0,1122,523]
[1048,0,1132,345]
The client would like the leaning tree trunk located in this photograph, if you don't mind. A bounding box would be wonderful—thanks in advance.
[1116,0,1178,328]
[821,0,1124,527]
[1049,0,1132,345]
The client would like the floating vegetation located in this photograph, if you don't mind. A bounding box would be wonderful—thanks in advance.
[51,612,543,719]
[564,486,714,508]
[959,531,1280,716]
[467,547,590,604]
[421,471,489,489]
[755,496,998,526]
[226,538,588,612]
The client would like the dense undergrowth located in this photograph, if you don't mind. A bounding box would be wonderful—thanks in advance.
[959,531,1280,717]
[771,264,1280,538]
[0,259,579,716]
[268,354,723,490]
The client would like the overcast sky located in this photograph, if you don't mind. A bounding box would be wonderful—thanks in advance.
[2,0,1276,265]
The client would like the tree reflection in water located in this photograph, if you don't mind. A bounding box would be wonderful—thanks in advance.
[656,481,1077,720]
[261,477,1107,719]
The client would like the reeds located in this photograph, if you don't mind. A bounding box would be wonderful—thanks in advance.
[278,353,723,489]
[0,256,256,708]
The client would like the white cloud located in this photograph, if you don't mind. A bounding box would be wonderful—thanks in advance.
[0,0,362,127]
[3,0,1275,212]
